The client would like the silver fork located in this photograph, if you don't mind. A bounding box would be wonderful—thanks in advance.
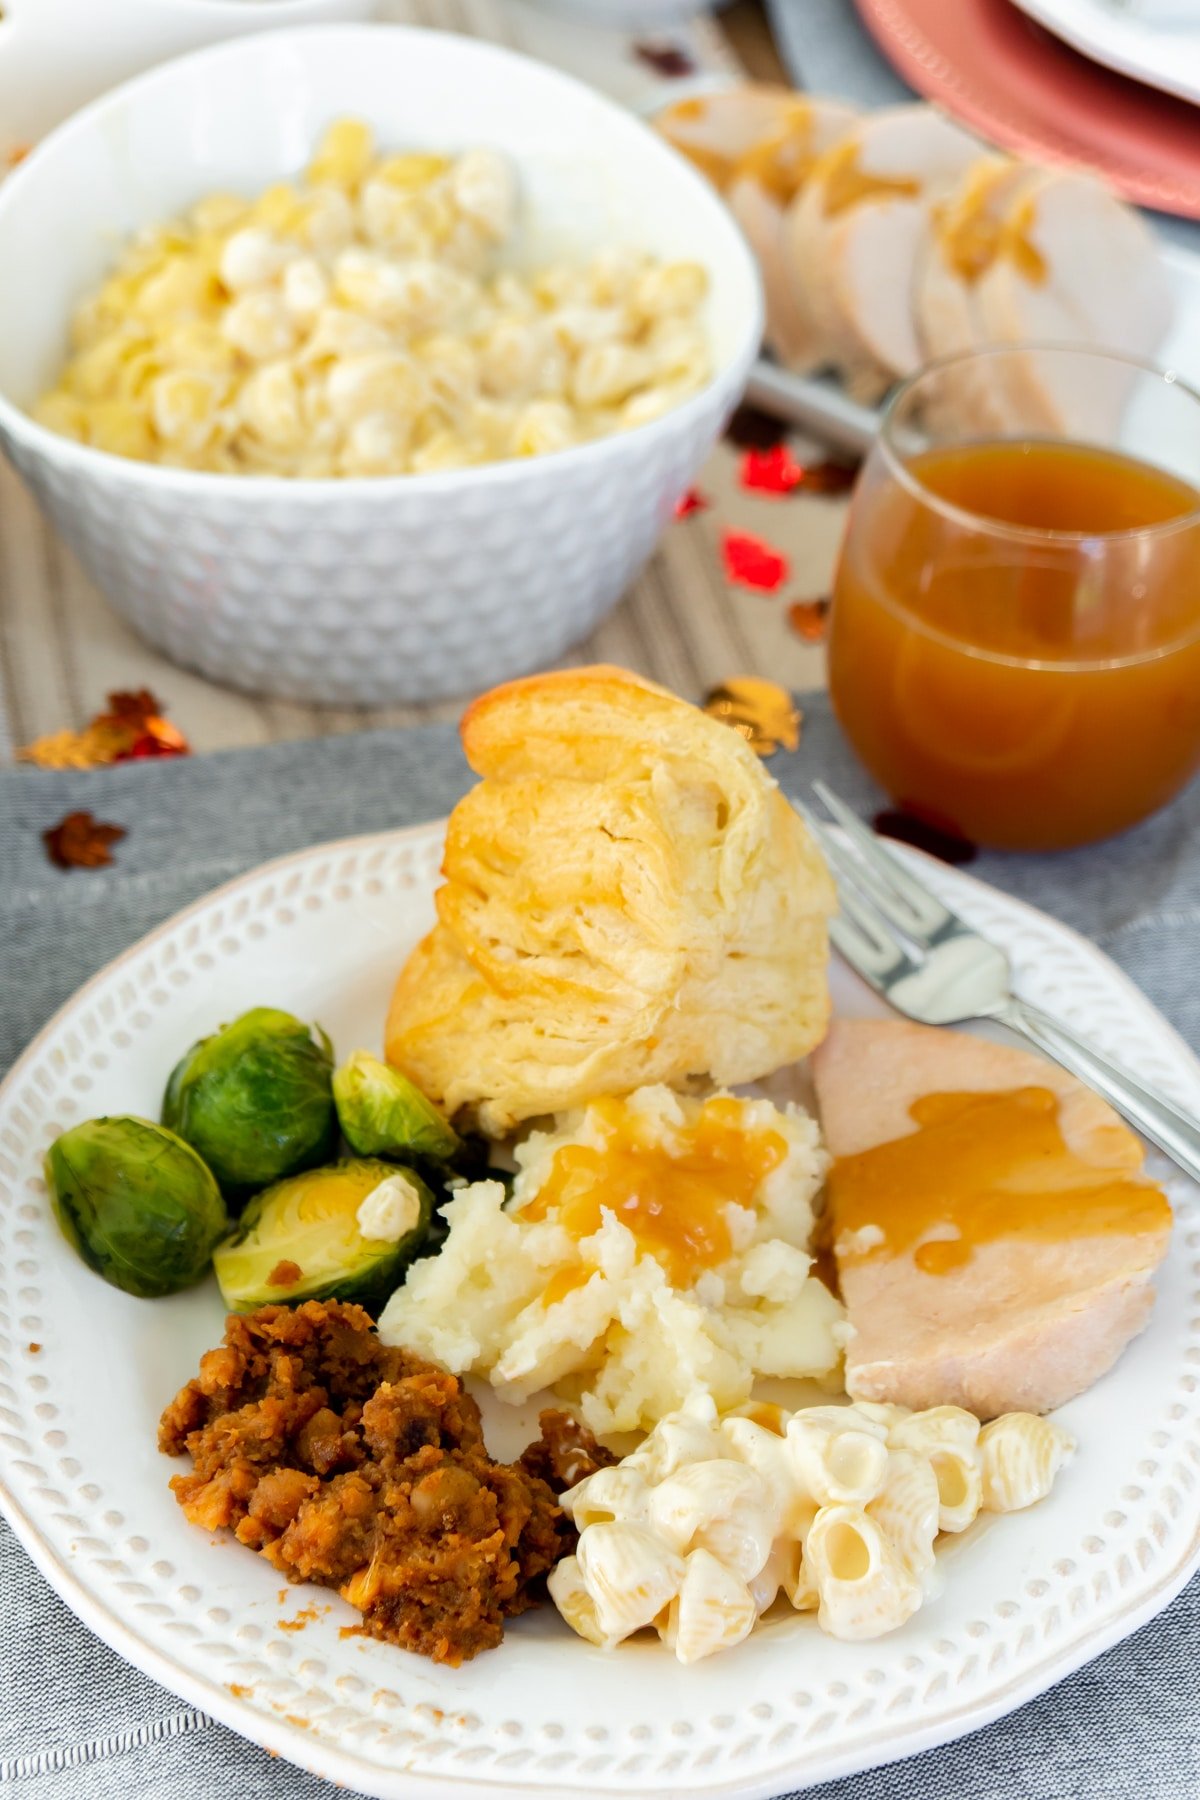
[800,780,1200,1186]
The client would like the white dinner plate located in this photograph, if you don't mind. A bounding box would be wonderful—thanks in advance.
[1007,0,1200,109]
[0,821,1198,1799]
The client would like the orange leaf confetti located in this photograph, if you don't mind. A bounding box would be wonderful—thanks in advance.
[674,488,709,519]
[722,530,790,592]
[702,678,801,756]
[740,444,805,497]
[126,718,191,759]
[787,598,831,643]
[43,810,127,870]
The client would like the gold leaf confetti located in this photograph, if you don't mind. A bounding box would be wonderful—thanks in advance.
[18,719,135,770]
[702,677,802,756]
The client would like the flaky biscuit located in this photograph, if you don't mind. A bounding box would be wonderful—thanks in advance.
[386,666,834,1133]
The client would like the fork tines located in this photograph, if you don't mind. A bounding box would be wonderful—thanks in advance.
[799,782,953,982]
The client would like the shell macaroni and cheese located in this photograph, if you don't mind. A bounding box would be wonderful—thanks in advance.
[33,119,712,476]
[551,1394,1075,1657]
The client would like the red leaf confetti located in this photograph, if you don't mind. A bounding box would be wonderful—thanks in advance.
[740,443,806,497]
[120,723,190,760]
[674,487,709,519]
[722,530,790,593]
[43,809,127,870]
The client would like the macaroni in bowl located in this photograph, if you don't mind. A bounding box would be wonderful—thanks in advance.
[33,120,713,477]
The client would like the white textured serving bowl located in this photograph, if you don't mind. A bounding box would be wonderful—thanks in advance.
[0,25,761,705]
[0,0,375,155]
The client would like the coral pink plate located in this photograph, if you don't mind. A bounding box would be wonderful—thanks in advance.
[854,0,1200,220]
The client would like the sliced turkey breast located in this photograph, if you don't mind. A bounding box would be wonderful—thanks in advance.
[783,106,982,397]
[913,157,1044,433]
[973,168,1174,436]
[811,1019,1172,1419]
[656,85,802,193]
[724,97,860,368]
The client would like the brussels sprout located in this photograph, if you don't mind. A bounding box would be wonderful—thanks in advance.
[45,1115,228,1299]
[333,1049,459,1163]
[163,1007,336,1198]
[213,1157,433,1313]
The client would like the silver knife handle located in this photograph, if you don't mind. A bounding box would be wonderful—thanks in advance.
[999,997,1200,1187]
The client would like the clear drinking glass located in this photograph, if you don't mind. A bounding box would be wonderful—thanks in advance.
[828,345,1200,851]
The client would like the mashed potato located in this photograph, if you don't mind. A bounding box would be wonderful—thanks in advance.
[377,1086,848,1436]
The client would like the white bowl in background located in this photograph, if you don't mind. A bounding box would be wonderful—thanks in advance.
[0,24,761,705]
[0,0,376,160]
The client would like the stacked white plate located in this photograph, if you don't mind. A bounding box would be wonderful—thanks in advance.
[1005,0,1200,108]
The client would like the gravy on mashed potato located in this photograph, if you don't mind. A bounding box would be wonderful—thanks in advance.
[378,1085,848,1436]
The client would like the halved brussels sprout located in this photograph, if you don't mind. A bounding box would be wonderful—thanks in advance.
[45,1116,228,1298]
[333,1049,459,1162]
[212,1157,433,1313]
[163,1007,336,1198]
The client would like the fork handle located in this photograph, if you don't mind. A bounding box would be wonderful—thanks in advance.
[998,998,1200,1186]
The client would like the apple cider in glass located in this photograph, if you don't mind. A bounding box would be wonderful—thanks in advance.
[829,348,1200,851]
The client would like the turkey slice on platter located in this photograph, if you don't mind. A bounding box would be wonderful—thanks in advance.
[913,156,1045,434]
[972,168,1175,437]
[656,84,802,193]
[724,97,860,368]
[783,106,983,398]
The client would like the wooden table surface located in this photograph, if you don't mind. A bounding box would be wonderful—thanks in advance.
[0,0,843,763]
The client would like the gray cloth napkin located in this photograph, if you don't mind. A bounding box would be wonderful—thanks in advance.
[1,699,1198,1799]
[766,0,1200,255]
